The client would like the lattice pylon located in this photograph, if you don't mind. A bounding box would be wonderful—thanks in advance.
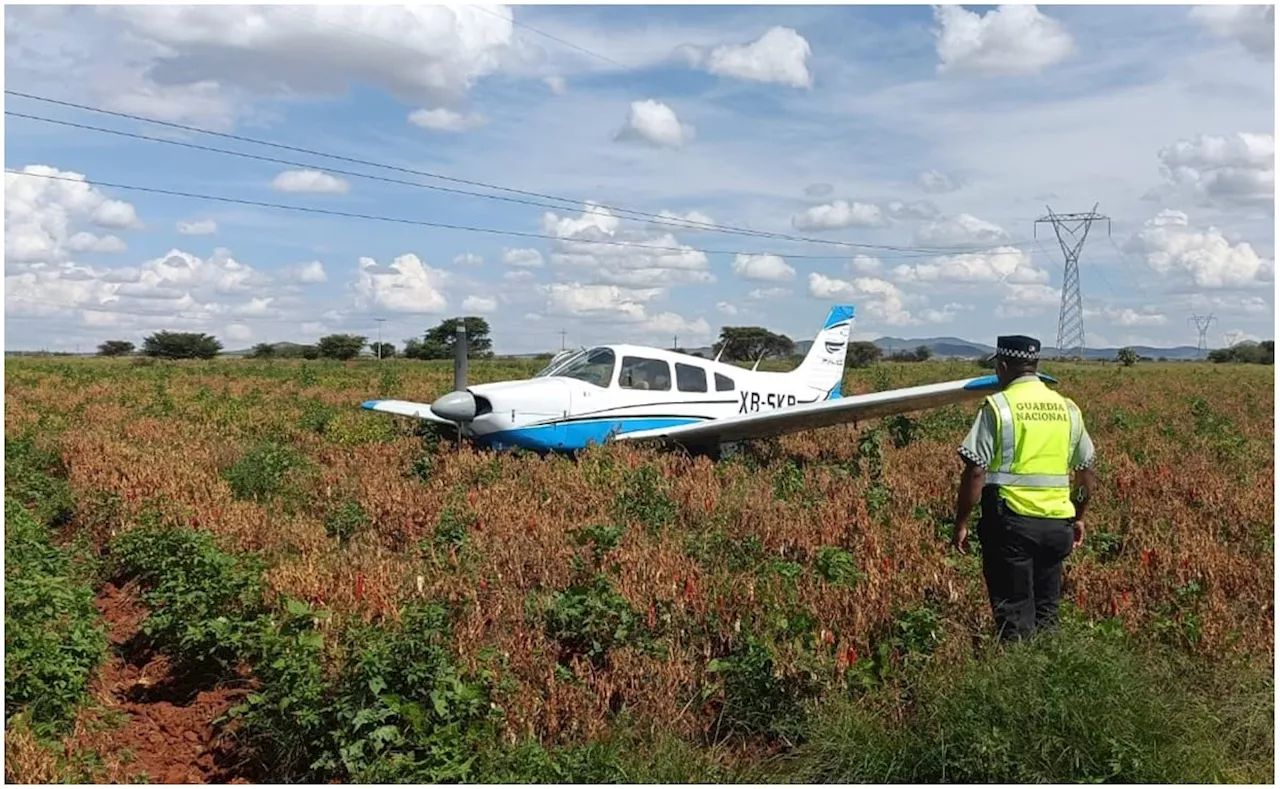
[1034,204,1110,360]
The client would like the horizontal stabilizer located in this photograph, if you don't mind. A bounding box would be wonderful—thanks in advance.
[616,373,1058,446]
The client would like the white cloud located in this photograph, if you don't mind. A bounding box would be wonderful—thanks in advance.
[544,75,567,95]
[177,219,218,235]
[5,165,142,267]
[748,287,790,301]
[101,5,517,114]
[995,283,1062,318]
[933,4,1074,77]
[408,107,486,132]
[650,209,716,233]
[541,202,712,288]
[731,253,795,283]
[270,169,350,195]
[915,213,1009,247]
[1147,132,1274,208]
[352,253,449,313]
[892,247,1046,285]
[806,272,944,327]
[502,247,545,268]
[885,200,941,221]
[615,99,695,148]
[4,247,295,330]
[1190,5,1274,60]
[804,183,835,198]
[226,323,252,342]
[1085,306,1169,327]
[850,254,883,275]
[66,232,127,254]
[282,260,328,284]
[1127,209,1273,289]
[716,301,738,316]
[683,26,812,88]
[453,253,484,267]
[918,169,961,193]
[791,200,886,231]
[462,295,497,313]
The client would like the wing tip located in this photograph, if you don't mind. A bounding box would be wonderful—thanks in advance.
[361,399,382,410]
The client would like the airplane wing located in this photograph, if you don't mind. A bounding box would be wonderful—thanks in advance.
[360,399,456,425]
[615,373,1058,447]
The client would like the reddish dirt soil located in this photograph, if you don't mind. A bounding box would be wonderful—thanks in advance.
[64,582,256,783]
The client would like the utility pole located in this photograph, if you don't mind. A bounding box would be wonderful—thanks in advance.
[374,318,386,360]
[1190,314,1216,357]
[1034,204,1110,361]
[673,334,678,351]
[558,329,567,351]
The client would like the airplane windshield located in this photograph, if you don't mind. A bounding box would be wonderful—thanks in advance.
[552,347,615,388]
[534,348,584,378]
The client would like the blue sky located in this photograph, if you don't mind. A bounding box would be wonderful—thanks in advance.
[4,3,1274,353]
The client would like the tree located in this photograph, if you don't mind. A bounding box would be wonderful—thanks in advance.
[1209,340,1274,365]
[404,317,494,360]
[888,345,932,362]
[1116,347,1139,367]
[370,342,396,359]
[846,341,882,368]
[249,343,276,359]
[711,326,795,363]
[97,340,134,357]
[318,333,368,361]
[142,331,221,360]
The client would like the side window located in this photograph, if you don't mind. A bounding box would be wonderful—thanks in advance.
[675,363,707,393]
[619,356,671,391]
[715,373,735,392]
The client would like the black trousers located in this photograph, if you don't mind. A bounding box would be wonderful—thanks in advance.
[975,486,1076,642]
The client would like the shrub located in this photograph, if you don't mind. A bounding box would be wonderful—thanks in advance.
[4,500,107,737]
[223,440,309,502]
[110,524,266,674]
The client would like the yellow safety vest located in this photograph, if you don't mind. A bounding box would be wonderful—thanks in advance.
[984,377,1082,519]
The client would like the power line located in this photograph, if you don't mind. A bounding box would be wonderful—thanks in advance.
[466,3,632,71]
[4,168,1031,263]
[6,90,1027,257]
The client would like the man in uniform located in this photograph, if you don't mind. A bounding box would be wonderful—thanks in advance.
[951,335,1097,641]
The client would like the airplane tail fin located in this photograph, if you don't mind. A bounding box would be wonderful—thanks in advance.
[791,305,853,399]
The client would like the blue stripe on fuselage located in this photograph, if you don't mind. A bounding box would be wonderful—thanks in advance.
[478,416,704,452]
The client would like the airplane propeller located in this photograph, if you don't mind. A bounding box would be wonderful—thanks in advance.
[436,323,469,450]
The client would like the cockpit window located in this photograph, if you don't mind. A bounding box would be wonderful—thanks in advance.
[534,348,583,378]
[554,347,615,387]
[619,356,671,391]
[715,373,735,391]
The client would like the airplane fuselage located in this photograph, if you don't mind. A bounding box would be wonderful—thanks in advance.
[450,343,839,453]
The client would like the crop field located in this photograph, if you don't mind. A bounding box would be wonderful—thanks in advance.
[4,356,1275,783]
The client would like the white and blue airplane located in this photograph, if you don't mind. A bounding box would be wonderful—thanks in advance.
[360,305,1057,457]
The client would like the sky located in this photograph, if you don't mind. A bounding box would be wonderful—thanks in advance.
[4,2,1275,354]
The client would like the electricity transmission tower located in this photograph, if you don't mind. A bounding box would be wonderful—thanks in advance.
[374,318,386,360]
[1190,314,1216,357]
[1034,204,1110,360]
[1223,329,1243,349]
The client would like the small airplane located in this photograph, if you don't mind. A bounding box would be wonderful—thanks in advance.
[360,304,1057,457]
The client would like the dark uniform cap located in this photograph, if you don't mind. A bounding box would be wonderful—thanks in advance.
[995,335,1041,360]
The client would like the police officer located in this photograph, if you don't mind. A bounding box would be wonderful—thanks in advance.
[951,335,1097,641]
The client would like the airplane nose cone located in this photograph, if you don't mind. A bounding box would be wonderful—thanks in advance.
[430,390,477,422]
